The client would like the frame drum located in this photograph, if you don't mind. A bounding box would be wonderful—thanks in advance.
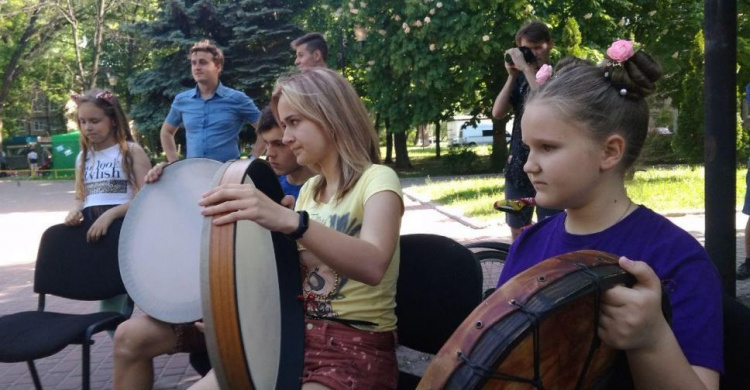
[418,250,639,390]
[201,159,304,390]
[119,158,222,324]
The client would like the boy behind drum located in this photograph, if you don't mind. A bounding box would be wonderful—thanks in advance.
[256,106,314,202]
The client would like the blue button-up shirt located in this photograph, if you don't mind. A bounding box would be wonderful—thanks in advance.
[165,83,260,162]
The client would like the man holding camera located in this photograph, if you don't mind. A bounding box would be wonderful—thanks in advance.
[492,20,561,240]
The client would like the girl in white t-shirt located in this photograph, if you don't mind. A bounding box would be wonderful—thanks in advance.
[64,89,151,237]
[40,89,150,316]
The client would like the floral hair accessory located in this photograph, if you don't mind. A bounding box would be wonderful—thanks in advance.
[70,91,116,106]
[535,64,553,85]
[607,39,635,63]
[96,91,116,105]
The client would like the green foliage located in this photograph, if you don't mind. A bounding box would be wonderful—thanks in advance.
[128,0,308,152]
[639,134,682,165]
[559,18,604,63]
[672,30,704,163]
[442,145,478,174]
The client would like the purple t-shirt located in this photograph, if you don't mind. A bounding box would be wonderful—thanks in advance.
[497,206,723,373]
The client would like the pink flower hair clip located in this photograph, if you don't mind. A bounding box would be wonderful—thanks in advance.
[535,64,553,85]
[607,39,635,64]
[96,91,116,105]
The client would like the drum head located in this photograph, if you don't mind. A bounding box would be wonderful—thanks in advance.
[201,159,304,390]
[119,158,222,323]
[419,250,637,390]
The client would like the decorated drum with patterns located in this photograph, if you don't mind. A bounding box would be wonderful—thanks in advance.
[418,250,637,390]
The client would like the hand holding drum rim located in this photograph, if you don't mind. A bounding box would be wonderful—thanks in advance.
[199,183,299,231]
[144,161,169,183]
[599,256,671,352]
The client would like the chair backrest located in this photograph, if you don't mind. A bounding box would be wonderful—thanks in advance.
[34,220,127,301]
[396,234,483,354]
[722,294,750,389]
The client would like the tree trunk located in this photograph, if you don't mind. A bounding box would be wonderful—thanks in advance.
[88,0,108,89]
[61,0,86,90]
[434,120,441,158]
[394,131,412,169]
[490,117,509,172]
[385,118,393,164]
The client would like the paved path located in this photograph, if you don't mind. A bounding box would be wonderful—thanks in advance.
[1,178,748,389]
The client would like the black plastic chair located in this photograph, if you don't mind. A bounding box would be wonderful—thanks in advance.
[465,240,510,300]
[722,294,750,389]
[396,234,483,389]
[0,221,132,390]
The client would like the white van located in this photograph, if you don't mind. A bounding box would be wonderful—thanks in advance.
[452,123,494,146]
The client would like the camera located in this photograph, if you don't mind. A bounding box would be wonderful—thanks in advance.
[504,46,537,65]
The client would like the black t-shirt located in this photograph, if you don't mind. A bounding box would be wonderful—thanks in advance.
[505,73,532,189]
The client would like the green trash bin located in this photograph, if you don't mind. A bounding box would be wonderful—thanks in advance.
[51,131,80,178]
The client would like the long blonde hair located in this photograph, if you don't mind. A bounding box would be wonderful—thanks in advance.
[74,89,137,201]
[271,68,379,202]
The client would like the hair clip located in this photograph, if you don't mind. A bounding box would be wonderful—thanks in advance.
[619,88,628,96]
[607,39,635,63]
[535,64,553,86]
[604,71,610,78]
[96,91,116,105]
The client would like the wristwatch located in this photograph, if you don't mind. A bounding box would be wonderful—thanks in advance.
[286,211,309,240]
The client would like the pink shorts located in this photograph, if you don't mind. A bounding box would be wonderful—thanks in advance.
[302,319,398,389]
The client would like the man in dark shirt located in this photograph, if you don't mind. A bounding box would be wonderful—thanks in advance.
[492,20,562,240]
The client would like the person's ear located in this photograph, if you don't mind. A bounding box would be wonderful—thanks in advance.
[313,50,322,62]
[600,134,625,171]
[548,39,555,50]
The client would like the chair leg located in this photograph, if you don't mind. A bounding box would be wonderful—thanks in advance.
[27,360,43,390]
[82,340,90,390]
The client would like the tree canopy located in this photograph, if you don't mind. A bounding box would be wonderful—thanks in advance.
[0,0,746,166]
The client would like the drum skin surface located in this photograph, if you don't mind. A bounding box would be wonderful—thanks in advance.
[201,159,304,390]
[418,250,636,390]
[119,158,222,324]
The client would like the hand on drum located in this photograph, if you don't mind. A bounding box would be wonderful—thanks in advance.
[199,183,298,234]
[145,161,169,183]
[598,256,670,353]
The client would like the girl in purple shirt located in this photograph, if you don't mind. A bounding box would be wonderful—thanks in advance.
[498,40,722,389]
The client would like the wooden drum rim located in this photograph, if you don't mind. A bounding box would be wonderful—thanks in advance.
[418,250,634,390]
[201,159,254,389]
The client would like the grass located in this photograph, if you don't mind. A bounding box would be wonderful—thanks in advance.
[381,144,498,178]
[406,166,746,222]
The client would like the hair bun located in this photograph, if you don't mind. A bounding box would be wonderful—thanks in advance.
[608,50,662,99]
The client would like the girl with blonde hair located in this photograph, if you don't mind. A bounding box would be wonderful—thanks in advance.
[197,67,403,389]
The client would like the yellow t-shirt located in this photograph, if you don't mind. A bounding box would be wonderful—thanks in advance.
[295,164,403,332]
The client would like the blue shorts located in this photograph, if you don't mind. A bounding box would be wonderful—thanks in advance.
[504,179,562,228]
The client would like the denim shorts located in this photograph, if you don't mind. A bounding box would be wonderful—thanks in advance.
[302,319,398,389]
